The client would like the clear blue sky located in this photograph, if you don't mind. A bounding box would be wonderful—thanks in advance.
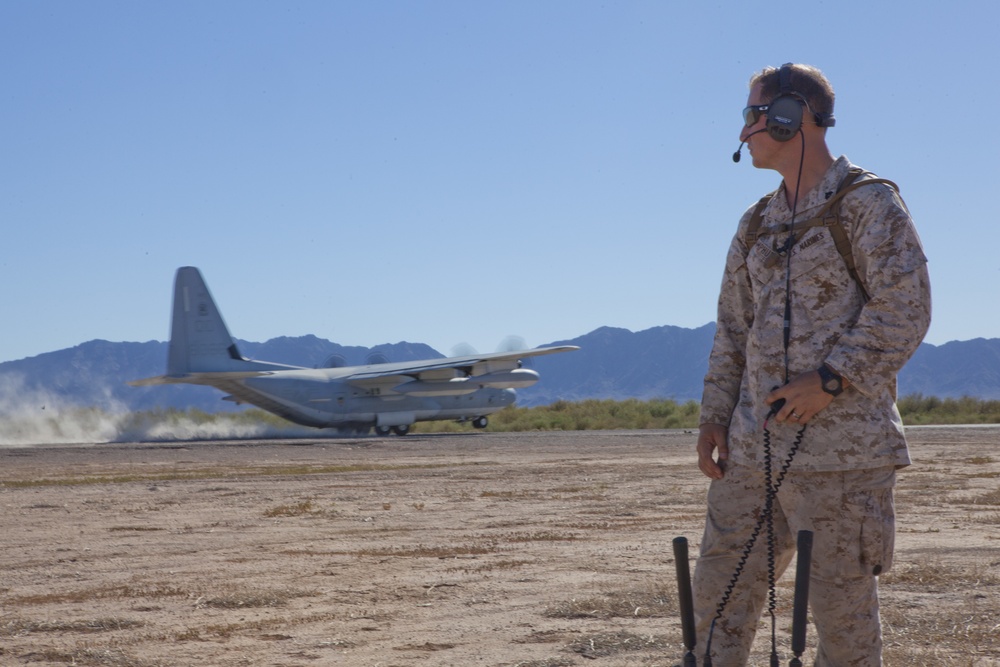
[2,1,996,363]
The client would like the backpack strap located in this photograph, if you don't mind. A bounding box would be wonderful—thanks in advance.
[742,168,900,303]
[818,169,899,302]
[744,190,777,247]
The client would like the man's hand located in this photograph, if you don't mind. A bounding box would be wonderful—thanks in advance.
[765,369,845,424]
[697,423,729,479]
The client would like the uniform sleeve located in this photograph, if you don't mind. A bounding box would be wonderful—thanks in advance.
[824,185,931,397]
[700,215,756,426]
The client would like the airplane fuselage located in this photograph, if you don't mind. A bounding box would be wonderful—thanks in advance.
[221,371,516,431]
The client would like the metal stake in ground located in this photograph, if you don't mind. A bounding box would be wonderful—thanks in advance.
[672,536,697,667]
[789,530,814,667]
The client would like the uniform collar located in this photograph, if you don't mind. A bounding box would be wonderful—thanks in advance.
[769,155,853,219]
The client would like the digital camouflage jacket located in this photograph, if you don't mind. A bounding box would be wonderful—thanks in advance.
[700,156,932,471]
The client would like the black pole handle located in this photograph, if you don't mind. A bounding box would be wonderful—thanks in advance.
[673,536,698,665]
[790,529,814,662]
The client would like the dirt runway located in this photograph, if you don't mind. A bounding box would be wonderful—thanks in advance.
[1,428,998,666]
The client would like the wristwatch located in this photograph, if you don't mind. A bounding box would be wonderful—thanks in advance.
[818,364,844,397]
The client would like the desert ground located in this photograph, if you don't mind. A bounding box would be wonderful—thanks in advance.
[0,427,998,666]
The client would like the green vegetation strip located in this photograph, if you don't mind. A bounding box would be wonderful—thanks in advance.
[1,462,472,489]
[419,398,702,433]
[896,394,1000,425]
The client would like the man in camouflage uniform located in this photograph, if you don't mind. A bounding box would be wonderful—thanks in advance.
[693,64,931,665]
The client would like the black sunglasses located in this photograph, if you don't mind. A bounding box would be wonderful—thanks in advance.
[742,104,769,127]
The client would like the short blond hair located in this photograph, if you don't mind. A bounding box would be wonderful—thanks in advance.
[750,64,835,121]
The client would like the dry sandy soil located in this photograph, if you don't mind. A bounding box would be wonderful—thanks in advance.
[1,428,998,666]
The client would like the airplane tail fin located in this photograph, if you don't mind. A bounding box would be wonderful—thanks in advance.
[166,267,249,374]
[164,266,305,376]
[129,267,302,388]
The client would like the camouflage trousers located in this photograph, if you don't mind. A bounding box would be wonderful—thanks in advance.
[692,460,896,666]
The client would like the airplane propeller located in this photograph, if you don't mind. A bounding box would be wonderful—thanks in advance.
[320,354,348,369]
[450,336,535,367]
[450,336,530,357]
[450,342,479,358]
[496,335,527,353]
[365,352,390,365]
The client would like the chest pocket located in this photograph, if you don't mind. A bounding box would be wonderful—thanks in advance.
[746,226,844,290]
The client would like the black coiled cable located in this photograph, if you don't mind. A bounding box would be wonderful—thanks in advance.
[703,406,806,666]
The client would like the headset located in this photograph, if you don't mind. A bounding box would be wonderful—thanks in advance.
[766,63,836,142]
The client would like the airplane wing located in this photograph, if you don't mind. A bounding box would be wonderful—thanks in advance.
[128,371,275,387]
[130,345,579,397]
[327,345,579,396]
[337,345,579,381]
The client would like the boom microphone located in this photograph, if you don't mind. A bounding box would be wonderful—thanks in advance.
[732,129,767,163]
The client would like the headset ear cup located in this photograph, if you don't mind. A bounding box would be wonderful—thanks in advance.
[816,112,835,128]
[766,95,803,142]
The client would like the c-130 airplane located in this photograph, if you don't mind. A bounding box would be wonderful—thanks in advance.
[131,267,578,435]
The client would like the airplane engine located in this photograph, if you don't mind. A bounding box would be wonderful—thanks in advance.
[393,378,478,396]
[474,368,540,389]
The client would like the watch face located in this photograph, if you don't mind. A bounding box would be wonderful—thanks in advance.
[819,366,842,395]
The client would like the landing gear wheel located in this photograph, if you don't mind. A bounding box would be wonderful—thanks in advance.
[391,424,411,436]
[472,416,488,429]
[374,425,392,436]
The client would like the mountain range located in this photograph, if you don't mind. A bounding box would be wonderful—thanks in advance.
[1,324,999,417]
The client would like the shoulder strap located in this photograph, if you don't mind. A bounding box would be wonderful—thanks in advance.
[821,168,898,302]
[741,167,900,303]
[744,190,778,247]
